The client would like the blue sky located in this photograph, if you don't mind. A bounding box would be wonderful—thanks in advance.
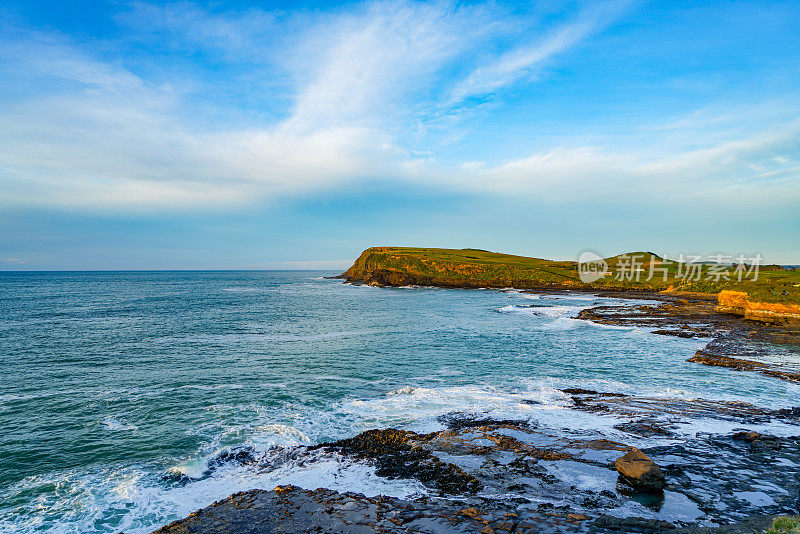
[1,0,798,269]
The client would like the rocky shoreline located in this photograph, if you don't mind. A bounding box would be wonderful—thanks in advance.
[154,289,800,533]
[155,388,800,533]
[575,290,800,383]
[153,486,782,534]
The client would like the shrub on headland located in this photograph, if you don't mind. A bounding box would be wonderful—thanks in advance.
[766,516,800,534]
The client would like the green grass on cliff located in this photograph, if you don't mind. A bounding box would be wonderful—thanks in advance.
[343,247,800,304]
[766,516,800,534]
[343,247,580,287]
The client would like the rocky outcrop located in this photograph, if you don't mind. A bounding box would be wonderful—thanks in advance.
[715,290,749,316]
[716,290,800,326]
[688,351,800,383]
[310,428,481,494]
[615,448,666,491]
[152,485,494,533]
[339,247,580,289]
[577,295,800,383]
[155,399,800,533]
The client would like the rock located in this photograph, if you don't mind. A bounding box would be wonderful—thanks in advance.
[652,329,698,338]
[614,420,675,437]
[688,352,800,384]
[615,448,665,490]
[731,431,781,450]
[593,515,676,531]
[310,428,481,494]
[731,431,763,443]
[152,486,493,533]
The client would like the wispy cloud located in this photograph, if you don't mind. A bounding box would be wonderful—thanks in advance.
[449,0,633,103]
[0,0,797,214]
[451,119,800,205]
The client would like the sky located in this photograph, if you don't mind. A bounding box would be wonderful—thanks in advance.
[0,0,799,269]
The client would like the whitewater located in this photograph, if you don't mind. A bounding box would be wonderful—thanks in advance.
[1,271,797,533]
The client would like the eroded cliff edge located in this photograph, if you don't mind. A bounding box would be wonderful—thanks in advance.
[339,246,581,289]
[715,290,800,326]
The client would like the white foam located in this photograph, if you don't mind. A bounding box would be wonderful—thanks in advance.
[220,287,274,293]
[339,383,628,437]
[1,452,426,534]
[101,417,138,432]
[495,304,578,317]
[178,330,376,343]
[251,424,311,448]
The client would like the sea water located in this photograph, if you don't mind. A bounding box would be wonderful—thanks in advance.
[0,271,798,533]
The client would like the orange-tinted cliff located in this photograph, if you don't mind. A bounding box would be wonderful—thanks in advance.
[716,290,800,326]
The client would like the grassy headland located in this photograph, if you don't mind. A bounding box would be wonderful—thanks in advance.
[340,247,800,317]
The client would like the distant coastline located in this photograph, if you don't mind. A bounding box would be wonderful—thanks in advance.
[338,246,800,326]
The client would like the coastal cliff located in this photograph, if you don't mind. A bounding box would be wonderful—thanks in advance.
[341,247,800,325]
[340,247,582,289]
[716,290,800,326]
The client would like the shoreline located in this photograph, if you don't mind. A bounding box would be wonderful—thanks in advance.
[344,276,800,383]
[337,246,800,325]
[155,285,800,533]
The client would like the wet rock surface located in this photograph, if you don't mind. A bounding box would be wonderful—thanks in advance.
[155,293,800,533]
[153,486,780,534]
[577,292,800,383]
[157,389,800,533]
[309,428,481,494]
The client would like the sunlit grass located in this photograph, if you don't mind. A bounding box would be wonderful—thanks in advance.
[766,516,800,534]
[345,247,800,303]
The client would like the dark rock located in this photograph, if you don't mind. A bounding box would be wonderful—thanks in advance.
[592,515,676,532]
[731,431,782,450]
[614,420,675,437]
[437,412,532,430]
[151,485,491,533]
[311,428,481,494]
[688,351,800,383]
[562,388,628,397]
[775,406,800,418]
[652,329,699,338]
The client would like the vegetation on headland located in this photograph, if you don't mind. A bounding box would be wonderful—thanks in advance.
[766,516,800,534]
[340,247,800,308]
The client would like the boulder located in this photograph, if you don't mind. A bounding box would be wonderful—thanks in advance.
[615,448,665,490]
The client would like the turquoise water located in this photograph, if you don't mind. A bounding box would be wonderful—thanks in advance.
[0,271,798,533]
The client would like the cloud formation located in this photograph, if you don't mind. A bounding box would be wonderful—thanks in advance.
[0,0,798,212]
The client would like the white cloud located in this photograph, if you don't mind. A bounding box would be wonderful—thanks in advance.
[0,0,797,213]
[449,0,633,102]
[286,1,486,129]
[449,122,800,203]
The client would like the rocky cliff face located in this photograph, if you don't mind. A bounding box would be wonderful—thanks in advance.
[340,247,577,289]
[716,290,800,326]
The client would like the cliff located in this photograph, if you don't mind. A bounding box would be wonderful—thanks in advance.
[340,247,581,289]
[716,290,800,326]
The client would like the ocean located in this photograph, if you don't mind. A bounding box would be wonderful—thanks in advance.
[1,271,798,533]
